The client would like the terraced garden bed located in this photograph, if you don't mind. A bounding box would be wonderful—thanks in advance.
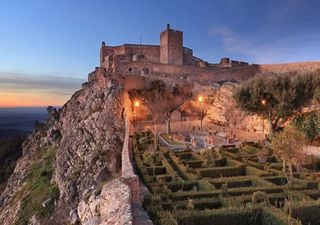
[133,132,320,225]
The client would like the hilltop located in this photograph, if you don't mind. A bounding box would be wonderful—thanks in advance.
[0,25,320,225]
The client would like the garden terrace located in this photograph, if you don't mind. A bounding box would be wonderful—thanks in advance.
[132,132,320,225]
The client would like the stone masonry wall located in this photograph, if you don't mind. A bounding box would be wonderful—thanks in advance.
[259,61,320,73]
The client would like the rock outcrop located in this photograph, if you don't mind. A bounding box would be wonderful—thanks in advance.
[0,71,126,225]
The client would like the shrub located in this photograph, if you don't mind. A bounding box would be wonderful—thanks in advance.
[147,166,167,176]
[291,200,320,225]
[221,183,228,197]
[176,208,260,225]
[186,198,195,210]
[264,176,287,186]
[183,160,203,169]
[175,197,221,210]
[168,153,197,180]
[220,196,246,208]
[261,207,302,225]
[14,148,59,225]
[251,191,270,207]
[143,151,162,166]
[170,190,220,201]
[167,181,198,192]
[245,166,272,177]
[156,211,178,225]
[199,148,216,167]
[197,166,245,178]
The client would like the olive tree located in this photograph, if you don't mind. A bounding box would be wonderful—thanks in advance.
[234,73,318,133]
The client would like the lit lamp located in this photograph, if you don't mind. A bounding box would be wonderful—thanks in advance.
[198,95,203,103]
[133,100,140,122]
[134,100,140,107]
[261,99,267,135]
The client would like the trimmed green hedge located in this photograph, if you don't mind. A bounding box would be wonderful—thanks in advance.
[264,176,288,186]
[246,166,273,177]
[292,200,320,225]
[183,159,203,169]
[197,165,245,178]
[168,153,197,180]
[147,166,167,176]
[261,207,301,225]
[174,197,221,210]
[210,178,253,189]
[156,211,178,225]
[176,208,260,225]
[170,190,220,201]
[167,181,198,192]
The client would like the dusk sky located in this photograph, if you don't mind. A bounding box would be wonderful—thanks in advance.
[1,0,320,107]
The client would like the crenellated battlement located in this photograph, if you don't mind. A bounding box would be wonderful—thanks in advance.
[99,25,253,79]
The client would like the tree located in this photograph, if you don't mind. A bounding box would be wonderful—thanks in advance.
[293,111,320,141]
[234,73,317,133]
[181,95,212,131]
[224,100,243,132]
[197,103,209,131]
[314,86,320,105]
[150,122,161,151]
[129,79,192,134]
[270,125,308,187]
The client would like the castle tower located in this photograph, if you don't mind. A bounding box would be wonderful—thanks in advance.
[100,41,106,66]
[160,24,183,65]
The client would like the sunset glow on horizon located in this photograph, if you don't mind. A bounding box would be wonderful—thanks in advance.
[1,1,320,108]
[0,72,85,108]
[0,91,68,108]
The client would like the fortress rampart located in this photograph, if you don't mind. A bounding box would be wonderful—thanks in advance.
[99,24,254,81]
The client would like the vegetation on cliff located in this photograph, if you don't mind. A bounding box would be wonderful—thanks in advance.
[14,147,59,225]
[0,135,24,192]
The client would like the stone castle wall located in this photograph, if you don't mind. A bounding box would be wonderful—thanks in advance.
[259,61,320,74]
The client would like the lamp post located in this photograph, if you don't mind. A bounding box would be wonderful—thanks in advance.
[198,95,204,131]
[261,99,266,135]
[133,100,140,122]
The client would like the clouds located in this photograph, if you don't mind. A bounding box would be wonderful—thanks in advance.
[209,26,250,53]
[0,72,85,107]
[209,25,320,64]
[0,72,84,92]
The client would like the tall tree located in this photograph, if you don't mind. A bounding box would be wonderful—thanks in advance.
[271,125,308,187]
[234,73,318,133]
[129,79,192,134]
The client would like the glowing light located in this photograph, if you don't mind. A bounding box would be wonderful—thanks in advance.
[134,100,140,107]
[261,99,266,105]
[198,96,203,102]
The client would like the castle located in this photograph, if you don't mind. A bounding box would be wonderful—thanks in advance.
[98,24,254,79]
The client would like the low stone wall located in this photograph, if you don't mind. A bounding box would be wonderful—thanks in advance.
[121,114,139,203]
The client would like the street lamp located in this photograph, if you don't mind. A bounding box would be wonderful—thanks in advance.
[133,100,140,122]
[197,95,205,131]
[261,99,267,135]
[134,100,140,107]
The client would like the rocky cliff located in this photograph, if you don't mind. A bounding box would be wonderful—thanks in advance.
[1,59,320,225]
[0,71,127,225]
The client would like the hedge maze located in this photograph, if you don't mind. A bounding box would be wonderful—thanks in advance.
[133,131,320,225]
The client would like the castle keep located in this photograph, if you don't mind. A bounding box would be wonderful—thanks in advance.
[97,24,256,82]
